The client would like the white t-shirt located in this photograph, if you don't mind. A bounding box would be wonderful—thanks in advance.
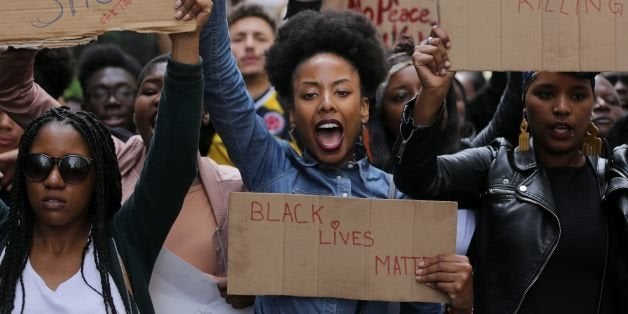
[11,243,126,313]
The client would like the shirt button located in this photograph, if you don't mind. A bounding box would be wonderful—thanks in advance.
[519,185,527,192]
[347,164,354,169]
[342,193,348,197]
[337,176,342,180]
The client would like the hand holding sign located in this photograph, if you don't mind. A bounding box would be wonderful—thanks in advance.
[174,0,212,30]
[216,277,256,309]
[416,254,473,313]
[170,0,212,64]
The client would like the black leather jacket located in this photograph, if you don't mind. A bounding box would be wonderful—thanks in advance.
[394,107,628,313]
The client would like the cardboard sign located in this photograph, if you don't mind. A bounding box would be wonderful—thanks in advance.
[439,0,628,71]
[227,192,457,303]
[323,0,437,48]
[0,0,194,48]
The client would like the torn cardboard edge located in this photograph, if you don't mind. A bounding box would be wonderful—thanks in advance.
[0,0,196,49]
[0,23,195,50]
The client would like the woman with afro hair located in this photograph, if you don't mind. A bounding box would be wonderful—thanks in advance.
[200,0,473,313]
[0,0,212,312]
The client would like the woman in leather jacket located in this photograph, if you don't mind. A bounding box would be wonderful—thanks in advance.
[394,29,628,313]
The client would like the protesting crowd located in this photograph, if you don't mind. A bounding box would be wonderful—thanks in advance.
[0,0,626,313]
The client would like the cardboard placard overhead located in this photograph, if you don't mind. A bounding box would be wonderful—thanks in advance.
[439,0,628,71]
[0,0,195,49]
[227,192,457,303]
[323,0,437,48]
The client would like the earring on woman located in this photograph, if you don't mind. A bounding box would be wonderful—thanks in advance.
[518,111,529,152]
[581,122,602,156]
[361,123,372,162]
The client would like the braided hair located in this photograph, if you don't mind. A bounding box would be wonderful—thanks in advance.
[0,107,126,313]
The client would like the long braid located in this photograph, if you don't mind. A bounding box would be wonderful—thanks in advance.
[0,111,53,313]
[0,107,126,313]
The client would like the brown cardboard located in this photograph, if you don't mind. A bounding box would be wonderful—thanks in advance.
[438,0,628,71]
[323,0,437,48]
[227,192,457,302]
[0,0,195,49]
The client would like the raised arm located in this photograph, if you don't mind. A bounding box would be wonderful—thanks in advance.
[0,49,59,129]
[112,0,210,274]
[200,0,287,190]
[394,26,495,208]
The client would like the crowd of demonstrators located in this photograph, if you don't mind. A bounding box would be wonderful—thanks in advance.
[0,2,256,314]
[209,2,294,166]
[0,0,211,312]
[394,26,628,313]
[0,0,625,312]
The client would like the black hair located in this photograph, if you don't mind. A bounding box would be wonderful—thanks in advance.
[606,115,628,149]
[34,48,76,100]
[228,3,276,33]
[137,54,169,89]
[137,54,215,154]
[443,78,466,154]
[78,44,141,96]
[457,71,486,96]
[266,9,387,103]
[369,36,415,172]
[0,107,126,313]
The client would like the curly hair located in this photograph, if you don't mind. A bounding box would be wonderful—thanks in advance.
[34,48,76,100]
[265,9,387,103]
[77,44,141,96]
[0,107,126,313]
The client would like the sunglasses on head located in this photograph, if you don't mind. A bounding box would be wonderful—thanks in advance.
[23,153,93,184]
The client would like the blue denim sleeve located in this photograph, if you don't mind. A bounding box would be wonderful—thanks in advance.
[200,0,288,191]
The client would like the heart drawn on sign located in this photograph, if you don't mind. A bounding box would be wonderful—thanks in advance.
[331,220,340,231]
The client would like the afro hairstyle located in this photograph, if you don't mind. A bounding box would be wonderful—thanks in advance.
[34,48,76,100]
[77,43,141,95]
[265,9,387,104]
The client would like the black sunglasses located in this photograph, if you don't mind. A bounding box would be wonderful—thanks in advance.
[23,153,93,184]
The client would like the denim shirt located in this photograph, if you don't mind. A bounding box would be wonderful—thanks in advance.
[199,2,442,313]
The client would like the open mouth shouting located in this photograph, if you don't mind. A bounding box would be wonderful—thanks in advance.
[315,119,344,152]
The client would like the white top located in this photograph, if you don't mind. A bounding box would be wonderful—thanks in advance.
[456,209,476,255]
[150,247,252,314]
[12,243,126,313]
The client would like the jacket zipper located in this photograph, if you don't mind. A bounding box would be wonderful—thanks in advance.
[595,158,608,314]
[485,187,515,196]
[512,195,561,313]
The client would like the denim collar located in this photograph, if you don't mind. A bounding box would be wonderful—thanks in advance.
[294,149,372,185]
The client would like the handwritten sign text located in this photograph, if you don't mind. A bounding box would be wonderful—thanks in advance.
[228,192,457,302]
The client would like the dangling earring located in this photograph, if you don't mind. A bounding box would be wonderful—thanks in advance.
[518,111,530,152]
[361,123,372,162]
[581,122,602,156]
[288,127,303,154]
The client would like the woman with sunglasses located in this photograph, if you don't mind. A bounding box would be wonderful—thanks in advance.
[0,0,211,312]
[393,28,628,312]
